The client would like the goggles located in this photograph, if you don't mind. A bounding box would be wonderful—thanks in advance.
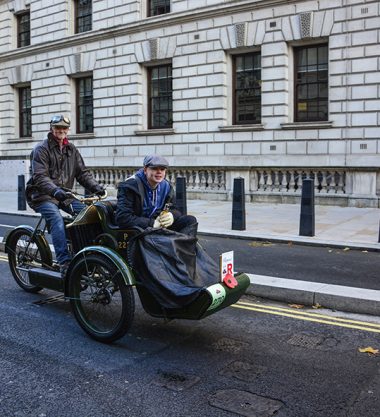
[50,115,71,128]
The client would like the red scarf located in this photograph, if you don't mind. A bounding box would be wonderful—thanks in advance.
[52,134,69,147]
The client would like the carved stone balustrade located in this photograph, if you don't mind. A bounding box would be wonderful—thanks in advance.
[79,167,378,207]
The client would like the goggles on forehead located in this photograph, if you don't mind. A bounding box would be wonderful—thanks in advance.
[50,115,71,127]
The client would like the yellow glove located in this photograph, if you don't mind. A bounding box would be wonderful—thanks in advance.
[159,211,174,228]
[153,218,161,228]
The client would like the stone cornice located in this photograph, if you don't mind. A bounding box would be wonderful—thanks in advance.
[281,121,333,129]
[135,128,175,136]
[0,0,294,63]
[219,124,264,131]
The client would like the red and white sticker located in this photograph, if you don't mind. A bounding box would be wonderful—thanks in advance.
[220,251,238,288]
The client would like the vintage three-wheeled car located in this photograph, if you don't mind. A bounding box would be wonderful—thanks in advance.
[5,192,250,343]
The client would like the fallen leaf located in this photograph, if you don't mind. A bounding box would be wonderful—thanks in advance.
[343,247,350,251]
[312,303,322,309]
[358,346,379,355]
[248,241,273,247]
[288,304,304,309]
[287,241,293,246]
[248,242,259,247]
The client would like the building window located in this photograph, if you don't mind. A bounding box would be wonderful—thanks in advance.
[76,77,93,133]
[233,52,262,124]
[148,0,170,17]
[75,0,92,33]
[17,11,30,47]
[294,44,328,122]
[19,86,31,137]
[148,65,172,129]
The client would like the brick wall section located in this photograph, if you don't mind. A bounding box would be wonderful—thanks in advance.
[0,0,378,173]
[0,3,12,53]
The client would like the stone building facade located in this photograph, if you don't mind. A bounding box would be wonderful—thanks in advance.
[0,0,379,206]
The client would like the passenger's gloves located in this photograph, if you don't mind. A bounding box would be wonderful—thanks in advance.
[94,185,106,197]
[52,188,68,202]
[159,211,174,228]
[153,218,161,228]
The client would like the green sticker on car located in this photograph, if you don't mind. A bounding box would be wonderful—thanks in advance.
[206,283,226,311]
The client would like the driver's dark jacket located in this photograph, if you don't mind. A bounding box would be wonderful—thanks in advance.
[26,133,99,209]
[116,175,181,229]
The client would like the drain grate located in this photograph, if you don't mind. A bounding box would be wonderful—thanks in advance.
[152,370,200,391]
[287,333,324,349]
[209,389,284,417]
[219,361,267,382]
[287,333,339,350]
[212,337,249,353]
[32,295,65,306]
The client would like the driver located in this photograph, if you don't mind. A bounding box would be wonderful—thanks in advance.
[116,155,197,234]
[26,115,105,276]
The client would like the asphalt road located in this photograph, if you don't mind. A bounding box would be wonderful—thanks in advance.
[1,212,379,290]
[0,258,380,417]
[198,234,380,290]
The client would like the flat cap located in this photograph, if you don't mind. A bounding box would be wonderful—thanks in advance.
[143,155,169,168]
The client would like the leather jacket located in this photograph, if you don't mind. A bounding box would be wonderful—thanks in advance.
[26,132,100,209]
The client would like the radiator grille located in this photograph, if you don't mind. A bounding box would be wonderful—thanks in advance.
[66,223,103,253]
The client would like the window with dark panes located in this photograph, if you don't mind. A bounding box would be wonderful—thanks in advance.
[148,0,170,17]
[148,65,172,129]
[17,11,30,48]
[19,86,31,137]
[75,0,92,33]
[233,52,261,124]
[294,44,328,122]
[76,77,93,133]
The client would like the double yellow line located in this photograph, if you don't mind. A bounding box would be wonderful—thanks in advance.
[233,300,380,334]
[1,252,379,334]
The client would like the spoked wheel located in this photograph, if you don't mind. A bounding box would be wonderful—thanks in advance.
[68,254,135,343]
[7,228,51,293]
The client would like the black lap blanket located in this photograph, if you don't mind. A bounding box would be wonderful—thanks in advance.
[127,225,219,309]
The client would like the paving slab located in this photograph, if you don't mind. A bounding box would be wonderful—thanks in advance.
[187,200,380,250]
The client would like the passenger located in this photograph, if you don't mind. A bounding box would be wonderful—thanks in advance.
[116,155,197,234]
[26,115,105,276]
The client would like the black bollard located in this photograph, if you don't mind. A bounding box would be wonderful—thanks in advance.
[18,175,26,211]
[176,177,187,215]
[299,178,315,236]
[232,177,246,230]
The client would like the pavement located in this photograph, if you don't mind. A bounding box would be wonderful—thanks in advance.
[1,191,380,316]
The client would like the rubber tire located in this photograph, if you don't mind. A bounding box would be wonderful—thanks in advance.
[7,228,49,293]
[68,253,135,343]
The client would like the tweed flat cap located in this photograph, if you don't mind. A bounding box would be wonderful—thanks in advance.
[143,155,169,168]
